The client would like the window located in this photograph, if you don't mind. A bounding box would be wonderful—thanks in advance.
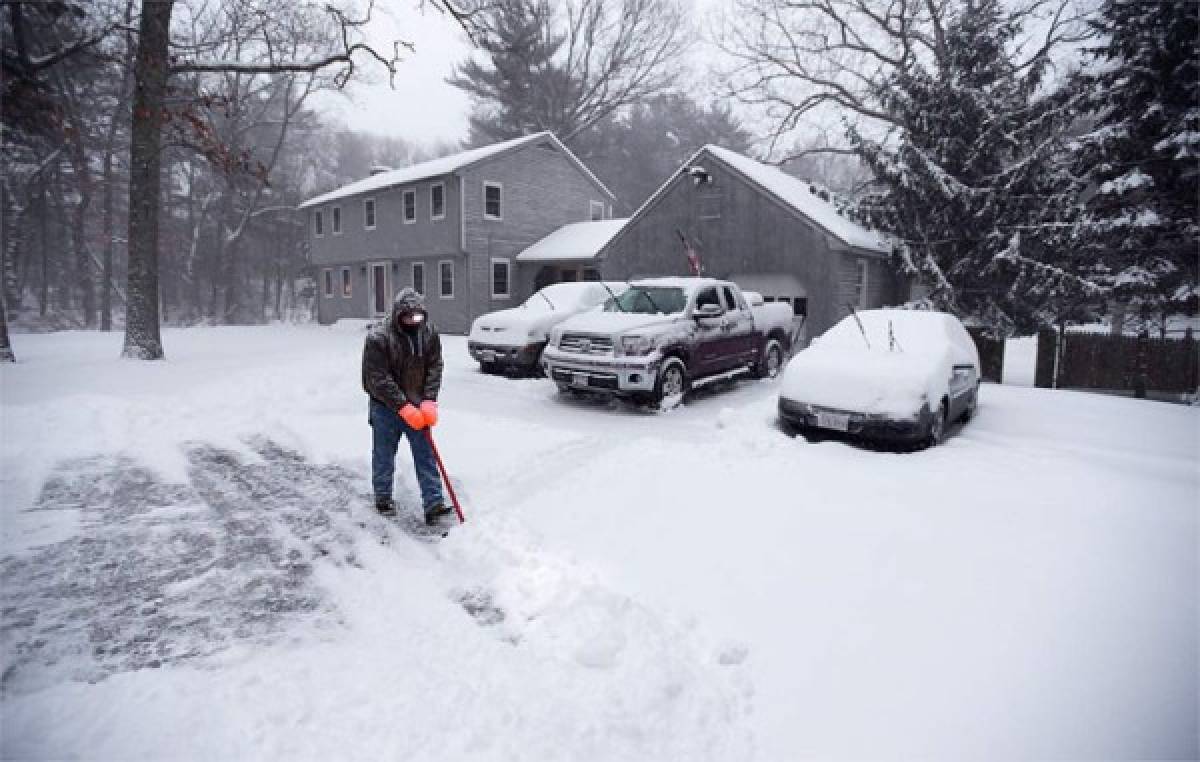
[696,287,721,311]
[370,263,388,316]
[699,191,721,220]
[582,268,600,282]
[857,260,869,308]
[720,286,743,311]
[341,267,351,298]
[314,211,324,237]
[322,268,333,297]
[332,206,341,235]
[412,262,425,296]
[431,183,445,220]
[483,182,502,220]
[491,258,511,299]
[439,260,454,298]
[403,190,416,224]
[589,200,605,221]
[364,198,376,230]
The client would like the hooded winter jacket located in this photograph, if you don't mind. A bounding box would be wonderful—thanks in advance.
[362,288,444,410]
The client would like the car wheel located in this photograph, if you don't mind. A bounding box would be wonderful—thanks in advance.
[756,338,784,380]
[652,357,688,411]
[958,384,979,423]
[925,399,948,448]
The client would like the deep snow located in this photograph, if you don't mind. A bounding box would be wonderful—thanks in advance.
[1,324,1196,760]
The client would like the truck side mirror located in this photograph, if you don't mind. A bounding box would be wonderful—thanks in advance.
[694,303,725,320]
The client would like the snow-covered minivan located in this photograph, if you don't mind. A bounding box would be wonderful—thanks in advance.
[467,281,628,374]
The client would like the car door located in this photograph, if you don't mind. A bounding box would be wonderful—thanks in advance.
[945,320,980,419]
[720,285,756,370]
[691,286,727,377]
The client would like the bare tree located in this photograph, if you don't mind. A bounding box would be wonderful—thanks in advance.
[121,0,483,359]
[716,0,1090,157]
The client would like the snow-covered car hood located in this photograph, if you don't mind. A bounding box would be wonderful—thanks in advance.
[779,344,952,417]
[469,307,560,346]
[554,310,682,337]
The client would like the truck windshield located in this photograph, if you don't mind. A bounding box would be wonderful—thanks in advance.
[605,286,686,315]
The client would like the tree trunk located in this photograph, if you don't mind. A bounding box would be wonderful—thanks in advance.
[1,184,18,360]
[70,164,94,327]
[122,0,173,359]
[101,152,115,331]
[39,186,48,317]
[0,286,14,362]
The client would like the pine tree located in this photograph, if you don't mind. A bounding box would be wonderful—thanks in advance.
[1071,0,1199,332]
[852,0,1093,335]
[447,0,573,145]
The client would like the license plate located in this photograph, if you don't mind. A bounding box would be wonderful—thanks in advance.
[816,412,850,431]
[480,350,496,362]
[572,372,589,387]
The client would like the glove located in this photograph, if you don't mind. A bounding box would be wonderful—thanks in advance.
[420,400,439,427]
[399,403,426,430]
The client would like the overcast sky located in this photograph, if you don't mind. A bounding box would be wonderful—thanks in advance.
[314,0,725,149]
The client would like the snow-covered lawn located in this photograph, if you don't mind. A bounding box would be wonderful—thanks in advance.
[2,325,1196,761]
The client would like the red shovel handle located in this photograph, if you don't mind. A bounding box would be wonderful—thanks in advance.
[425,429,465,524]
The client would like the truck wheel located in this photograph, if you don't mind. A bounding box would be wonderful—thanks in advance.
[755,338,784,379]
[652,357,688,411]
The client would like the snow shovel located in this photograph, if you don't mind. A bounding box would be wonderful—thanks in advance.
[425,429,466,524]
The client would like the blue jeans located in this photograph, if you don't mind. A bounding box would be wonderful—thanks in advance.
[369,398,444,511]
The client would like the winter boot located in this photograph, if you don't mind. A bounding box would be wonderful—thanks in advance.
[424,502,453,526]
[375,496,397,517]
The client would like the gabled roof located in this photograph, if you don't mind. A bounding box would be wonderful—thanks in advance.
[606,144,890,255]
[702,146,889,253]
[299,132,615,210]
[516,219,629,262]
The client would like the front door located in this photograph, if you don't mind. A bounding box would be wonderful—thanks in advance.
[370,263,389,317]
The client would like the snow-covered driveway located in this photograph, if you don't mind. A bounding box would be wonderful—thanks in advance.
[2,325,1195,760]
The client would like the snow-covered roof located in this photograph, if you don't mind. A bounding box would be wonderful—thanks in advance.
[516,219,629,262]
[300,132,613,210]
[701,145,890,254]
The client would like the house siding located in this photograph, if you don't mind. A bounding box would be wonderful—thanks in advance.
[459,140,613,333]
[599,155,893,340]
[306,138,613,332]
[308,174,464,326]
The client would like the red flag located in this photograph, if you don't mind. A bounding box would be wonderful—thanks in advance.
[677,229,702,275]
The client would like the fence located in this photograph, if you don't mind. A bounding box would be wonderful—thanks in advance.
[966,328,1005,383]
[1035,327,1200,396]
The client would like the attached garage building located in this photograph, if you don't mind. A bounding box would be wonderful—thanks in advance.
[596,145,905,344]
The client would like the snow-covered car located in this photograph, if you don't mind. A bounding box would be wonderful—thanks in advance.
[777,309,980,447]
[467,281,628,374]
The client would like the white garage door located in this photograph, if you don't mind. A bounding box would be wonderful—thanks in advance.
[729,272,809,344]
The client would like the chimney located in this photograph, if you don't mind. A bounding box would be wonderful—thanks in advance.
[369,165,392,177]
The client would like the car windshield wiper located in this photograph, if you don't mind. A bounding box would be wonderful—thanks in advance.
[846,304,872,349]
[634,287,664,314]
[538,291,555,310]
[888,319,903,352]
[601,282,625,312]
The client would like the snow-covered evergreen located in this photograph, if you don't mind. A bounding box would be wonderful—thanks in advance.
[1070,0,1199,328]
[851,0,1094,335]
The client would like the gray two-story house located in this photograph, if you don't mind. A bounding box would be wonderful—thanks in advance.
[300,132,617,333]
[595,145,904,344]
